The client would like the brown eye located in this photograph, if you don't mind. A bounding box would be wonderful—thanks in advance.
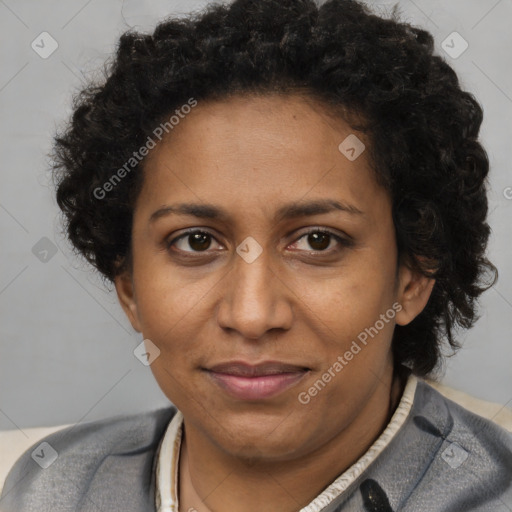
[187,232,212,251]
[307,232,331,251]
[290,228,353,254]
[168,230,221,253]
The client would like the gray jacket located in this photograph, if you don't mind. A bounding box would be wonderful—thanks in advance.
[1,380,511,511]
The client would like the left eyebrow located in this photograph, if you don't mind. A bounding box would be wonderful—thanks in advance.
[149,199,364,224]
[274,199,364,222]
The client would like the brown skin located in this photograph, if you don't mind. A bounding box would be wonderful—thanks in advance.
[115,94,435,512]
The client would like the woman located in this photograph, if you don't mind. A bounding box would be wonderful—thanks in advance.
[2,0,511,510]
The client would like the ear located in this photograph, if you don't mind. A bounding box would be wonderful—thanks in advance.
[114,272,142,332]
[394,263,435,326]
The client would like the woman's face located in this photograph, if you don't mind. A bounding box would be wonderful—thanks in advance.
[116,94,431,462]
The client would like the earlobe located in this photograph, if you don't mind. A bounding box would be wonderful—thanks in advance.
[395,265,436,326]
[114,272,142,332]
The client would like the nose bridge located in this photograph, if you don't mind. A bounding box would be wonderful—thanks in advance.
[235,251,273,303]
[217,248,291,338]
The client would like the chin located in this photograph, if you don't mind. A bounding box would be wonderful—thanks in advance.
[213,416,310,461]
[224,435,305,463]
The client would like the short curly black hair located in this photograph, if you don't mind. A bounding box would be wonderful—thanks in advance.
[53,0,497,377]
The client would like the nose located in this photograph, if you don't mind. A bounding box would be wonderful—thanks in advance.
[216,249,294,340]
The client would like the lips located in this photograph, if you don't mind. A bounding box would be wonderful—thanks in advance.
[208,361,309,376]
[205,361,310,400]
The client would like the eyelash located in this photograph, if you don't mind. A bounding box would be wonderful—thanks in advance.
[165,227,353,256]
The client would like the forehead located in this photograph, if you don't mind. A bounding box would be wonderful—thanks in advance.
[137,94,387,221]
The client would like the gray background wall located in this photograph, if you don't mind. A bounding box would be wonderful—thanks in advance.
[1,0,511,431]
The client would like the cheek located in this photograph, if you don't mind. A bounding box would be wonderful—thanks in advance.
[133,263,223,354]
[298,269,399,380]
[298,269,396,333]
[135,274,209,404]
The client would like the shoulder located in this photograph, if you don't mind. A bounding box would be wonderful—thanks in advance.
[0,406,177,512]
[427,378,512,432]
[415,379,512,450]
[407,380,512,509]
